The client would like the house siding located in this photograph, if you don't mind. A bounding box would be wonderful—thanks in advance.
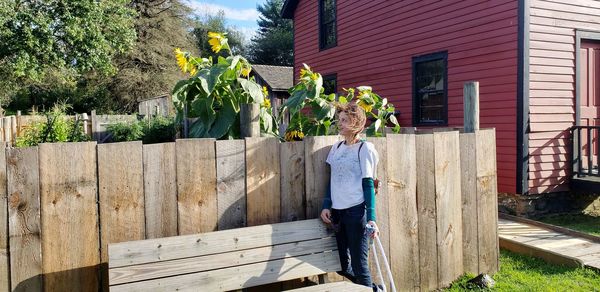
[293,0,519,193]
[527,0,600,194]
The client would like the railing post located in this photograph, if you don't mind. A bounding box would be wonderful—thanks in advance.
[578,127,582,177]
[588,127,593,176]
[463,81,479,133]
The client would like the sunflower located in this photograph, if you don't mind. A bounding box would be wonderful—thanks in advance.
[241,66,251,77]
[262,86,269,97]
[262,98,271,108]
[357,99,373,113]
[284,130,305,142]
[208,31,229,53]
[174,48,187,73]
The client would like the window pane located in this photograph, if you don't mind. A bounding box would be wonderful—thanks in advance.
[414,56,446,123]
[321,22,336,47]
[322,0,335,22]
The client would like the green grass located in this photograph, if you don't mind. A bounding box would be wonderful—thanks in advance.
[537,213,600,237]
[446,249,600,291]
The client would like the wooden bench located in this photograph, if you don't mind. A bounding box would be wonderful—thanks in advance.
[108,219,371,291]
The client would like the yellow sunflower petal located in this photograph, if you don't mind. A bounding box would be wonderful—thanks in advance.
[241,67,251,77]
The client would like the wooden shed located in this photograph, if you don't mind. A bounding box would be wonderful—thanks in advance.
[282,0,600,201]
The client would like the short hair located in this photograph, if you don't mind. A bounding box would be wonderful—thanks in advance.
[335,102,367,136]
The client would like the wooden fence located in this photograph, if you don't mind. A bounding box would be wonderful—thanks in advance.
[0,129,498,292]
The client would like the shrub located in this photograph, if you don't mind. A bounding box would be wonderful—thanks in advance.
[15,104,89,147]
[106,116,176,144]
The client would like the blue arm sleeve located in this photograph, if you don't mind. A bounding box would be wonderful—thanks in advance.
[363,178,376,222]
[322,181,332,210]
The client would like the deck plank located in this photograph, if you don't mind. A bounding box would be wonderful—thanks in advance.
[499,217,600,271]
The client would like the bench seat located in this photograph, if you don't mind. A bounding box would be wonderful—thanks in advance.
[108,219,367,291]
[288,281,372,291]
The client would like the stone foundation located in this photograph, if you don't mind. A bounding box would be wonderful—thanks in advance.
[498,192,600,218]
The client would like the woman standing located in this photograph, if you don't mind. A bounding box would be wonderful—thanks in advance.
[320,102,380,291]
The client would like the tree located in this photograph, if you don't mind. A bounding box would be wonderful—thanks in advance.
[108,0,198,111]
[193,12,247,60]
[248,0,293,66]
[0,0,137,105]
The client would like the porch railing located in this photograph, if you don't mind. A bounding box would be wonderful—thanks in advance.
[572,125,600,177]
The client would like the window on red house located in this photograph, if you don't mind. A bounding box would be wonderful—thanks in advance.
[412,52,448,126]
[319,0,336,50]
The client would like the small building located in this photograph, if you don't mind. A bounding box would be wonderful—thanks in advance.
[138,94,172,117]
[251,65,294,119]
[282,0,600,213]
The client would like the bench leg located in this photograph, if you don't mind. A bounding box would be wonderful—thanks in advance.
[318,274,330,284]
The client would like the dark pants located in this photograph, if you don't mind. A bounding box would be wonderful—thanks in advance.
[331,203,372,288]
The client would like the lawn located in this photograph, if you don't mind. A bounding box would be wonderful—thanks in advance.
[537,213,600,237]
[446,249,600,291]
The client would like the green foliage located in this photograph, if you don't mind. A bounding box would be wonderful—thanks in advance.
[0,0,137,101]
[193,12,246,60]
[106,116,176,144]
[446,249,600,291]
[15,104,89,147]
[281,65,400,141]
[142,116,177,144]
[173,33,277,139]
[106,121,144,143]
[248,0,293,66]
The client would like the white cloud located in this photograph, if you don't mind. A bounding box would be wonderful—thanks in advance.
[187,1,260,22]
[237,26,258,42]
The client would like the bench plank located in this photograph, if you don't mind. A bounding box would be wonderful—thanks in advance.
[109,219,331,268]
[287,282,372,292]
[110,252,340,292]
[109,237,337,285]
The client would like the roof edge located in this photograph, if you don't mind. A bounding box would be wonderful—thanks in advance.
[281,0,298,19]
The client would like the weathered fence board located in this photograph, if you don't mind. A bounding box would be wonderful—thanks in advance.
[416,134,438,292]
[143,143,178,238]
[98,142,146,264]
[176,139,217,234]
[280,141,306,223]
[39,142,100,291]
[0,144,9,292]
[460,133,479,274]
[387,134,420,291]
[216,140,246,230]
[246,137,280,226]
[434,132,464,287]
[476,129,499,274]
[304,136,338,219]
[7,147,42,291]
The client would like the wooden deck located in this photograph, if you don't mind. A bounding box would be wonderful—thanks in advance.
[498,214,600,271]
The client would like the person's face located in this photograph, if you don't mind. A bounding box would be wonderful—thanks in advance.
[337,112,355,136]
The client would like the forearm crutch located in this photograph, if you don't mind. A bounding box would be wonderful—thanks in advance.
[366,225,397,292]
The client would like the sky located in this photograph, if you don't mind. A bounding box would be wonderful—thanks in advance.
[186,0,268,41]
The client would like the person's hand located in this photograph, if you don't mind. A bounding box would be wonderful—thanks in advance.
[367,221,379,239]
[321,209,332,224]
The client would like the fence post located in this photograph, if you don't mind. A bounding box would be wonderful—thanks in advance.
[464,81,479,133]
[81,113,89,136]
[3,117,10,144]
[10,116,16,144]
[91,110,97,141]
[16,111,21,137]
[240,103,260,138]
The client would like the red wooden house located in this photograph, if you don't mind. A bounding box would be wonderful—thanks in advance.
[282,0,600,206]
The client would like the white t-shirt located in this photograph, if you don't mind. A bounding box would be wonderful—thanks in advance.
[326,140,379,210]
